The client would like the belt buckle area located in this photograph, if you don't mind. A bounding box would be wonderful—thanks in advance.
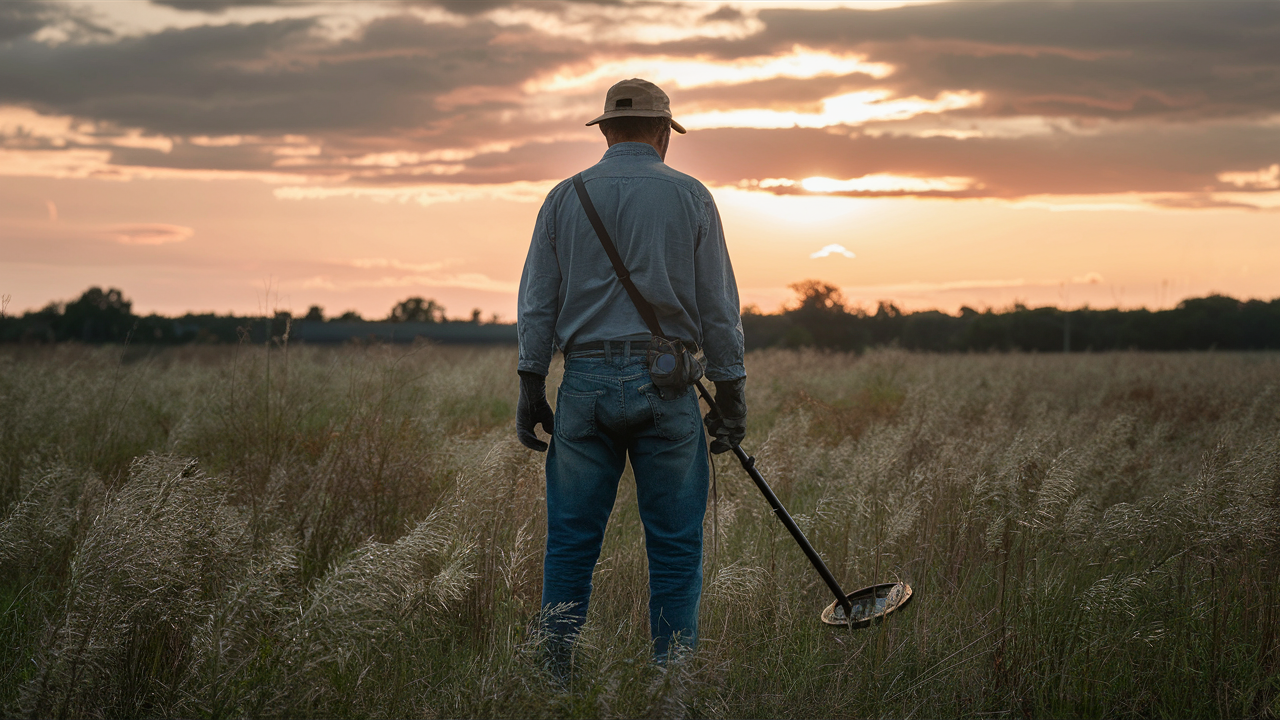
[601,339,644,361]
[566,339,652,359]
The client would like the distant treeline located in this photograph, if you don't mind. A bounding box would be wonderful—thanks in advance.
[743,281,1280,352]
[3,283,1279,351]
[0,288,508,345]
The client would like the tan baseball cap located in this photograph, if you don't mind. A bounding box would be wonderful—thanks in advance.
[586,78,687,134]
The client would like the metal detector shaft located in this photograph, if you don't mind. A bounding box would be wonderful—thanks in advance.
[694,380,853,617]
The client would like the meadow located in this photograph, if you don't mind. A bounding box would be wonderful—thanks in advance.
[0,343,1276,718]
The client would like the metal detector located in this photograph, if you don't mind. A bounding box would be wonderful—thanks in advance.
[568,174,912,627]
[695,380,913,627]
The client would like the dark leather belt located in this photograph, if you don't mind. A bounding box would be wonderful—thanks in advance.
[564,339,700,357]
[564,340,652,357]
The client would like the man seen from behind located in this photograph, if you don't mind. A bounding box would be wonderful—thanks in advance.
[515,78,747,669]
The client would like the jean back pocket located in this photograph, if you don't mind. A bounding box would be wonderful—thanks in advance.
[645,386,698,441]
[555,387,600,442]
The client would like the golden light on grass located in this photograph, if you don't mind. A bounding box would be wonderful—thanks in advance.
[2,345,1276,717]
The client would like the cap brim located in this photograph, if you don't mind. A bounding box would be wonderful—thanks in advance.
[586,109,687,134]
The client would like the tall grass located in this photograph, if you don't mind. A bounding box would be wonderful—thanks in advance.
[0,344,1276,718]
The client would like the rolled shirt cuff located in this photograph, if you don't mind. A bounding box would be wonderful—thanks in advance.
[518,357,551,376]
[704,363,746,382]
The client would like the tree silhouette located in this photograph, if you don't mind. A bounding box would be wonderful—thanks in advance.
[789,280,845,313]
[387,297,445,323]
[60,287,135,342]
[786,280,857,348]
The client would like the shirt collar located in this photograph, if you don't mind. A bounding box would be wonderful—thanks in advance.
[602,142,661,160]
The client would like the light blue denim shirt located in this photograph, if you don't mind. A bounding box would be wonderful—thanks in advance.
[517,142,745,381]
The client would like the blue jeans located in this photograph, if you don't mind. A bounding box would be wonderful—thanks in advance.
[542,353,709,659]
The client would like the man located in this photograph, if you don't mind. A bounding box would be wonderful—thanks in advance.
[515,78,747,664]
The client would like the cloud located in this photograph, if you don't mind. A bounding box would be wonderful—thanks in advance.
[0,1,1277,208]
[273,180,558,205]
[810,244,855,259]
[686,2,1280,122]
[528,46,892,94]
[1218,164,1280,190]
[680,89,982,130]
[299,271,518,294]
[104,223,195,245]
[1007,191,1280,213]
[0,13,580,137]
[800,174,975,193]
[344,257,450,273]
[293,252,519,296]
[1143,193,1280,212]
[0,147,115,179]
[680,122,1280,199]
[149,0,296,11]
[0,2,52,42]
[483,2,764,44]
[752,172,978,197]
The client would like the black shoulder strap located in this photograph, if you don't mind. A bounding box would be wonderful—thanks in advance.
[572,173,667,339]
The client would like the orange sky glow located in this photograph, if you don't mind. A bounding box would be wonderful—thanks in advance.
[2,0,1278,320]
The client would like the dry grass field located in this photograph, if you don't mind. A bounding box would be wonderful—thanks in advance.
[1,343,1277,718]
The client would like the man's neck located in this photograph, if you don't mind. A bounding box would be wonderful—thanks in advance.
[606,137,668,162]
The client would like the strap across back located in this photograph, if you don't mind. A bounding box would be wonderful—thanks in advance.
[571,173,668,340]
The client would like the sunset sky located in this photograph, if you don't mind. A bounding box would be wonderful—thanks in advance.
[2,0,1279,320]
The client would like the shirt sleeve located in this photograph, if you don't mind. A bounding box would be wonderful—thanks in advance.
[517,197,561,376]
[695,189,746,381]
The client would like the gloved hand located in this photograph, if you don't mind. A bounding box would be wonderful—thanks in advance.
[517,371,555,452]
[704,376,746,454]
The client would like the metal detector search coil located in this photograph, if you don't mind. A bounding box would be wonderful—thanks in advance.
[821,581,913,627]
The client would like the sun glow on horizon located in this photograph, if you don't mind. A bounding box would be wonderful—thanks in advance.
[800,175,977,193]
[742,174,978,195]
[710,185,868,226]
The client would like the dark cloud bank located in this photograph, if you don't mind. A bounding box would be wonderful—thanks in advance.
[1,1,1278,201]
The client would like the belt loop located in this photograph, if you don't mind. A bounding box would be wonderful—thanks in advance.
[623,340,631,359]
[604,340,612,362]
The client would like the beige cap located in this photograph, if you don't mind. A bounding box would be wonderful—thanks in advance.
[586,78,687,134]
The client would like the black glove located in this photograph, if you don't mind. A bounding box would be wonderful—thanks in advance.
[517,371,555,452]
[704,376,746,454]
